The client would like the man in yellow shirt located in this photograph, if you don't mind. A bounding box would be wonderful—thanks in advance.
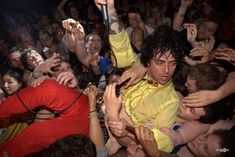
[94,0,188,156]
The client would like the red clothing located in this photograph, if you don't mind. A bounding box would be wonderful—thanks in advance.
[0,79,89,157]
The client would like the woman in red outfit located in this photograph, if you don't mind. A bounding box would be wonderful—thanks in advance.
[0,79,89,157]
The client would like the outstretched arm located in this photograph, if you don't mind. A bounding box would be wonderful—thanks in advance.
[183,75,235,107]
[173,0,194,30]
[62,18,91,67]
[86,85,105,149]
[94,0,123,35]
[95,0,139,67]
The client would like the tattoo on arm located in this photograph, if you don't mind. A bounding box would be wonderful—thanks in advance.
[109,10,123,34]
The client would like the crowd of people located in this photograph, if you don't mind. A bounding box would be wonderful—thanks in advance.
[0,0,235,157]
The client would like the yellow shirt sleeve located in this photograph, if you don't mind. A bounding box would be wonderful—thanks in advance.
[109,30,139,68]
[152,91,179,152]
[152,102,179,152]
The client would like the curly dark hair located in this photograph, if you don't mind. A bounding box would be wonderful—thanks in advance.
[140,25,188,67]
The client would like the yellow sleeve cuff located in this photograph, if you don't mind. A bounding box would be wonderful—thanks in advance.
[152,128,174,153]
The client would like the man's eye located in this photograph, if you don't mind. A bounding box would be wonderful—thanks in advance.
[155,61,163,65]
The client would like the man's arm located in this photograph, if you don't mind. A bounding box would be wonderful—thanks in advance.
[62,19,91,67]
[173,0,193,30]
[94,0,139,67]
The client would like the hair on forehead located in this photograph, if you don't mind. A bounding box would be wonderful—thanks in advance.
[140,25,188,67]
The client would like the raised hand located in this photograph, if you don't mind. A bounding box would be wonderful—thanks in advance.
[85,85,98,110]
[183,23,197,46]
[56,71,78,88]
[62,18,85,40]
[37,53,61,74]
[94,0,115,11]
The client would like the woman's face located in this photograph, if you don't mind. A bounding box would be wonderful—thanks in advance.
[1,74,22,95]
[27,50,44,69]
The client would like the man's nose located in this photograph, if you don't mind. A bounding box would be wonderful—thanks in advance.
[164,64,169,73]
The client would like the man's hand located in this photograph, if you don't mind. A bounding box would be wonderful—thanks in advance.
[135,126,160,157]
[94,0,115,11]
[182,90,219,107]
[103,83,122,121]
[30,76,50,87]
[85,85,98,110]
[214,48,235,66]
[183,23,197,46]
[118,64,147,88]
[62,18,85,40]
[108,120,128,137]
[37,53,61,74]
[56,71,78,88]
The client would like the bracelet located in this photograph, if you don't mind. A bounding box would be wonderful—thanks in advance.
[32,69,43,79]
[89,110,96,113]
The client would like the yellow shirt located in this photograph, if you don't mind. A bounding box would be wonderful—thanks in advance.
[109,30,179,152]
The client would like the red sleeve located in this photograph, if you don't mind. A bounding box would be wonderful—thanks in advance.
[0,79,88,118]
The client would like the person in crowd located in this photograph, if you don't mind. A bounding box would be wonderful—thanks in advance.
[18,32,42,51]
[62,19,112,89]
[0,69,28,144]
[0,78,89,157]
[39,30,69,61]
[149,4,171,29]
[20,47,62,84]
[135,126,235,157]
[6,47,24,73]
[126,7,155,39]
[95,0,187,156]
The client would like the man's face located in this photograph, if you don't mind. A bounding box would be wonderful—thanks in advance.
[128,13,139,28]
[198,21,218,40]
[185,76,197,94]
[177,102,206,121]
[179,75,206,121]
[188,134,221,157]
[40,33,53,48]
[27,50,44,69]
[8,51,23,68]
[147,51,177,85]
[131,30,144,51]
[86,35,102,55]
[21,36,34,49]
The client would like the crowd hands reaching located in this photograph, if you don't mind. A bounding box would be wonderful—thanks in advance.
[0,0,235,157]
